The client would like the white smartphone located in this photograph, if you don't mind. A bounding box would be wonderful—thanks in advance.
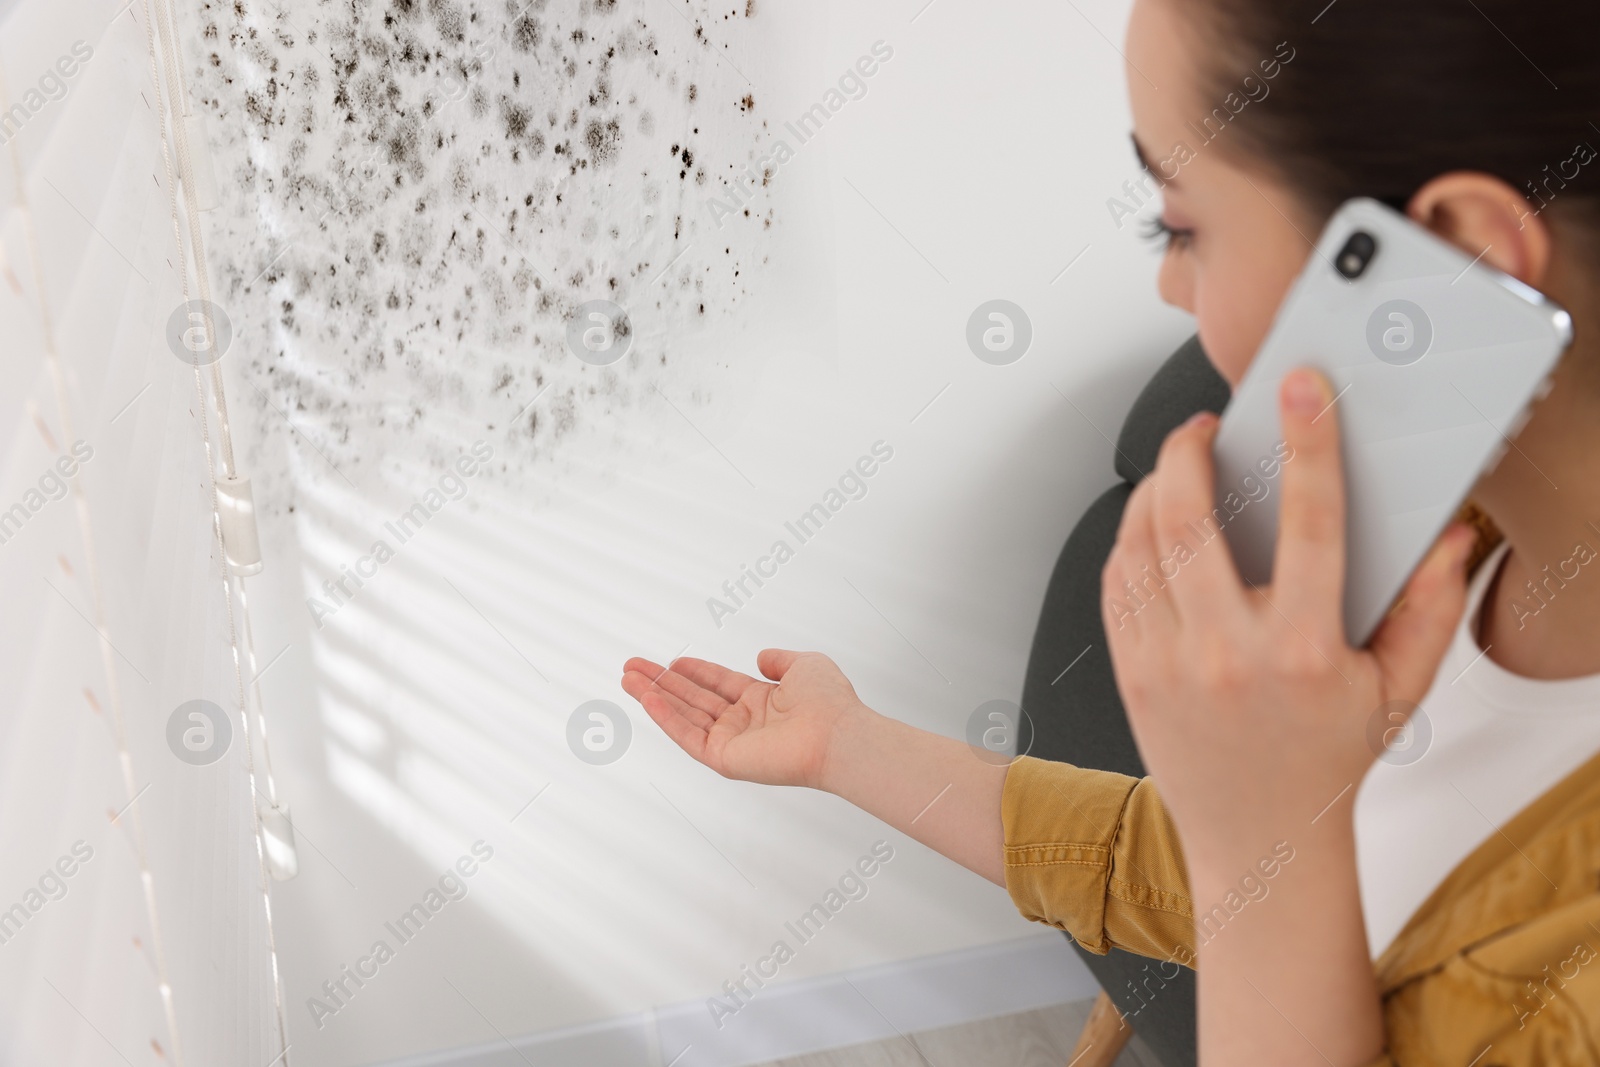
[1211,197,1573,647]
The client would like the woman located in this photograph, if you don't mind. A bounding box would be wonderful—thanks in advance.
[622,0,1600,1062]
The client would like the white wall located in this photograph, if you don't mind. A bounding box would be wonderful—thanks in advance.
[185,0,1197,1064]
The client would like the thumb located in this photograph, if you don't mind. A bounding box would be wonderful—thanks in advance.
[757,648,803,681]
[1369,524,1478,700]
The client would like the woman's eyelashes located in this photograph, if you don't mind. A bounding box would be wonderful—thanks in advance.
[1141,216,1194,253]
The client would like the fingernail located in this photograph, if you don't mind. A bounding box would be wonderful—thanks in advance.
[1283,370,1326,415]
[1183,410,1216,430]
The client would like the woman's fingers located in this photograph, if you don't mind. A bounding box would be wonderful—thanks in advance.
[620,664,719,731]
[1270,369,1348,635]
[1144,412,1246,618]
[667,655,760,706]
[622,656,668,681]
[631,684,710,763]
[756,648,804,681]
[1104,478,1167,636]
[1369,524,1477,700]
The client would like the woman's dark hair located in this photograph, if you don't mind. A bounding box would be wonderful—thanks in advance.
[1187,0,1600,235]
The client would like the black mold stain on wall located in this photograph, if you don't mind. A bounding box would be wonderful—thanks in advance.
[185,0,774,513]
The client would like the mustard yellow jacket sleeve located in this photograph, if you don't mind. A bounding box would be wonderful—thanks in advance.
[1001,755,1197,966]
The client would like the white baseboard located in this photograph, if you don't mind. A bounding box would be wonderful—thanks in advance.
[371,932,1100,1067]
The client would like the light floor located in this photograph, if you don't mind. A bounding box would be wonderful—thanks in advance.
[745,997,1163,1067]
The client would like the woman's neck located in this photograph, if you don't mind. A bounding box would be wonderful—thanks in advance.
[1479,533,1600,680]
[1474,358,1600,681]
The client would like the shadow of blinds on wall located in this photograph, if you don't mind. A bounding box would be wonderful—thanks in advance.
[0,1,289,1065]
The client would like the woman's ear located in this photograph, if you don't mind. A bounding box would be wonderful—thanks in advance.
[1406,173,1553,287]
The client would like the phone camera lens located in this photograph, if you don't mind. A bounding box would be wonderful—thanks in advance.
[1336,231,1378,279]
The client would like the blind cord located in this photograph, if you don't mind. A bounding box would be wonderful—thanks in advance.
[144,0,294,1060]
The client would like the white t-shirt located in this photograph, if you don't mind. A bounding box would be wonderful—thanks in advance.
[1355,542,1600,959]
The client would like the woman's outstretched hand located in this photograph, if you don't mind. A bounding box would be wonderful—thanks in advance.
[622,649,1012,885]
[620,650,867,790]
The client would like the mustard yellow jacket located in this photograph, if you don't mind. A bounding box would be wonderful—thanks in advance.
[1002,748,1600,1065]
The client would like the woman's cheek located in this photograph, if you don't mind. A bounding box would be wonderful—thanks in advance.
[1157,249,1195,314]
[1194,288,1255,389]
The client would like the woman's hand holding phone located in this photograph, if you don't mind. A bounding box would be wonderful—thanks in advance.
[1103,366,1479,1065]
[1101,367,1477,879]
